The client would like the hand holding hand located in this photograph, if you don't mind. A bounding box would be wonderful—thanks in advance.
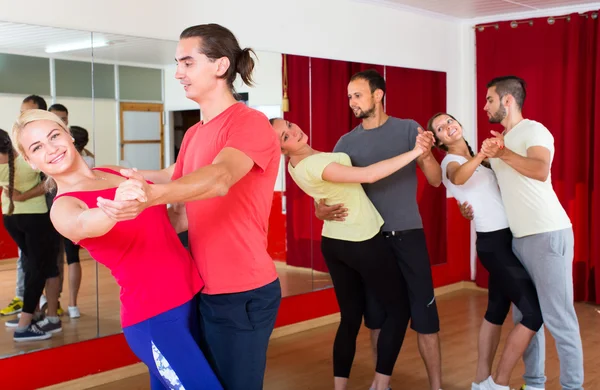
[415,127,434,156]
[97,169,152,221]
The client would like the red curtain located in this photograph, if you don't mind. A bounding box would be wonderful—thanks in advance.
[385,67,448,265]
[284,54,448,272]
[283,55,384,272]
[282,54,313,270]
[475,11,600,303]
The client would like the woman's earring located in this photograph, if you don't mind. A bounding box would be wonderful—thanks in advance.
[71,137,75,142]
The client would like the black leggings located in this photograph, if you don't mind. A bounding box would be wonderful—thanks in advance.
[476,228,543,332]
[3,213,60,315]
[64,237,81,264]
[321,234,410,378]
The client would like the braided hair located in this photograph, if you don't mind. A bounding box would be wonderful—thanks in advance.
[0,129,15,215]
[426,112,490,169]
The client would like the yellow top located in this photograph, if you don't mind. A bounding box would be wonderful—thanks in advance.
[288,152,383,242]
[0,155,48,215]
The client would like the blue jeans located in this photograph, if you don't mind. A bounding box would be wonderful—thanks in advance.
[198,278,281,390]
[123,300,222,390]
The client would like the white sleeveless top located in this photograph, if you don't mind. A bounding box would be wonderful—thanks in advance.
[441,154,509,233]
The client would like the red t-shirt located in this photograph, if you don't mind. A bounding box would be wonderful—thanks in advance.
[172,103,280,294]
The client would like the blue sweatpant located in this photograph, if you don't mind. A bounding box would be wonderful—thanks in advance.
[123,299,223,390]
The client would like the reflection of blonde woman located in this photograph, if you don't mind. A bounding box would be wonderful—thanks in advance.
[12,109,221,389]
[0,128,62,341]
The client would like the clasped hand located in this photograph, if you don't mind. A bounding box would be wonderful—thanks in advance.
[480,130,505,158]
[415,127,435,155]
[97,168,151,221]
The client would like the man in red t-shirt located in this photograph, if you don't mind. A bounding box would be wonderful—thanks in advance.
[98,24,281,390]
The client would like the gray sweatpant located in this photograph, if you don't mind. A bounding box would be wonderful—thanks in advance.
[512,227,584,390]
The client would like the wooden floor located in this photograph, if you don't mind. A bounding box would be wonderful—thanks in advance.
[83,289,600,390]
[0,253,331,359]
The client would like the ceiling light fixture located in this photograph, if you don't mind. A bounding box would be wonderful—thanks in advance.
[45,39,110,54]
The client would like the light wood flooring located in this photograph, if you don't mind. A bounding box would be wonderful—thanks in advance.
[54,288,600,389]
[0,253,331,359]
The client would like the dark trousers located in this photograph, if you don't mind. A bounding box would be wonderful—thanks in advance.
[321,234,410,377]
[64,237,80,264]
[476,228,543,332]
[197,278,281,390]
[3,213,59,314]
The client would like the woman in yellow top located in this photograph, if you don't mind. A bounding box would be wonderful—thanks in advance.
[0,128,61,342]
[271,118,426,390]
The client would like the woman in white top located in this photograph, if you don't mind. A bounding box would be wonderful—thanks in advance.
[271,118,428,390]
[427,112,543,390]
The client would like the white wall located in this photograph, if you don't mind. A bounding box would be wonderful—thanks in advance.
[1,0,470,131]
[164,50,283,111]
[0,94,118,165]
[0,95,50,134]
[91,99,118,166]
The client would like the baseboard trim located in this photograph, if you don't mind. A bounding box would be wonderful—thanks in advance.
[435,280,485,295]
[271,312,341,339]
[40,281,483,389]
[39,362,148,389]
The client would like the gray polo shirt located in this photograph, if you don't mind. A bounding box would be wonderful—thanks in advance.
[333,117,422,232]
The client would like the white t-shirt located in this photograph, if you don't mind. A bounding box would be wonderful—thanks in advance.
[441,154,509,233]
[490,119,571,238]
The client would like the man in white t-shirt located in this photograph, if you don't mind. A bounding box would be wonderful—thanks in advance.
[462,76,583,390]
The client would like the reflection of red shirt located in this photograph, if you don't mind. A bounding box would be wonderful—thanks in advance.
[172,103,280,294]
[56,168,203,327]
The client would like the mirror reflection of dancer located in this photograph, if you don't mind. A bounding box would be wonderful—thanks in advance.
[271,117,428,390]
[12,109,222,390]
[0,127,61,341]
[427,112,543,390]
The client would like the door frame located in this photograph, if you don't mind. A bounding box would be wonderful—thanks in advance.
[119,102,164,169]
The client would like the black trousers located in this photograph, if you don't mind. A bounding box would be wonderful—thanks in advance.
[476,228,543,332]
[3,213,60,314]
[321,233,410,377]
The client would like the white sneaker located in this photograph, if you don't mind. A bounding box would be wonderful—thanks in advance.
[68,306,80,318]
[472,382,481,390]
[479,376,509,390]
[39,295,47,311]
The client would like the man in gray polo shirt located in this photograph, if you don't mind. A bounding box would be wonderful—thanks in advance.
[316,69,443,390]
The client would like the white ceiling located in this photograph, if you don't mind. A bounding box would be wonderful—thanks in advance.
[0,21,177,67]
[1,1,600,64]
[362,0,600,20]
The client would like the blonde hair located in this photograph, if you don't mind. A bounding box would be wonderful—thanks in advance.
[12,109,71,191]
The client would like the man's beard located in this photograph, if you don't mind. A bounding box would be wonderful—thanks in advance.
[488,105,506,123]
[354,105,376,119]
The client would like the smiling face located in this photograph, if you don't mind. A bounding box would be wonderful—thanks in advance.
[18,119,76,176]
[270,118,309,155]
[430,114,464,147]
